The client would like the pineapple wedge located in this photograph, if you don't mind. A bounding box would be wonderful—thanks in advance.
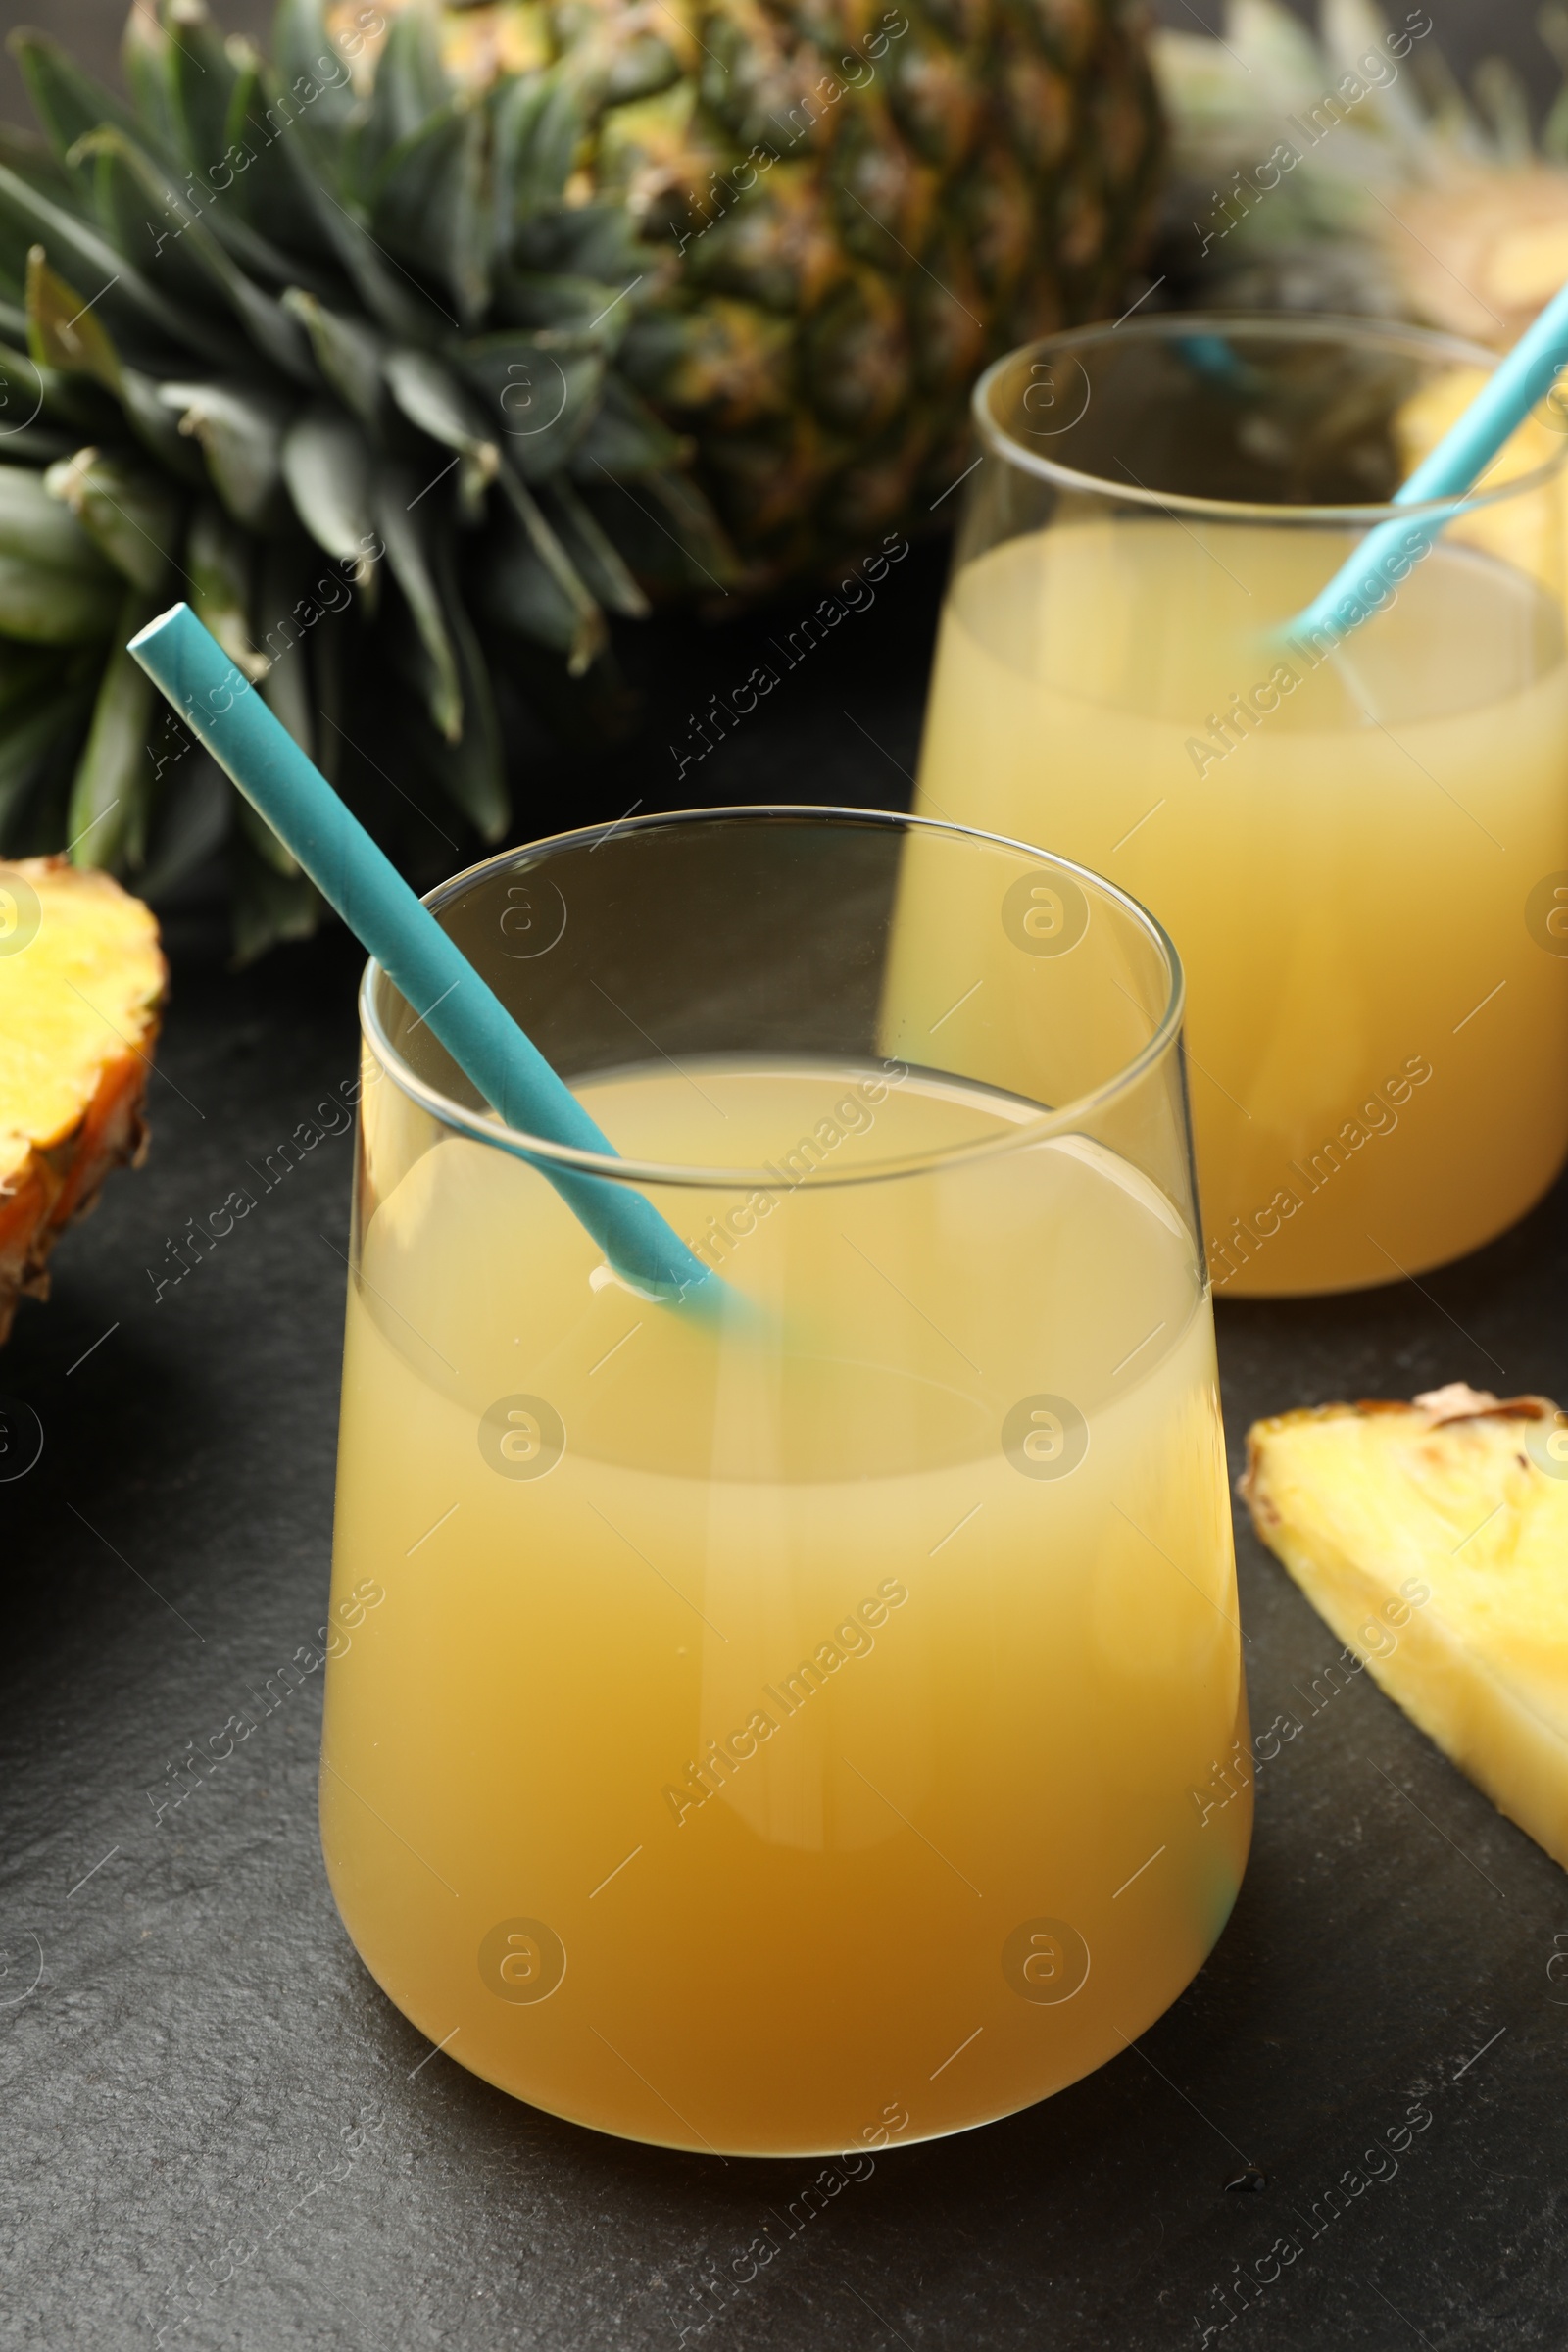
[1243,1386,1568,1874]
[0,858,165,1343]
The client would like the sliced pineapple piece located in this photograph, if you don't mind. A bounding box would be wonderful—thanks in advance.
[0,858,166,1343]
[1374,171,1568,354]
[1243,1385,1568,1874]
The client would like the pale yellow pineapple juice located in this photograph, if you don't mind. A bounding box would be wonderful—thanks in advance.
[321,1058,1250,2157]
[916,520,1568,1294]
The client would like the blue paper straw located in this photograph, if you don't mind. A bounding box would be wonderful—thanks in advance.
[129,603,715,1304]
[1282,277,1568,648]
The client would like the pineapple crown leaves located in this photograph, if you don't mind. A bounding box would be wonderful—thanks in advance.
[1156,0,1568,264]
[0,0,732,956]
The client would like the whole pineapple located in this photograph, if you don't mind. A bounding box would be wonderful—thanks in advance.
[367,0,1166,559]
[0,0,1163,955]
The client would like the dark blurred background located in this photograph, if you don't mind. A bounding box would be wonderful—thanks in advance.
[0,0,1555,131]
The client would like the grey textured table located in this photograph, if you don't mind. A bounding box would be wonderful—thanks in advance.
[3,534,1568,2352]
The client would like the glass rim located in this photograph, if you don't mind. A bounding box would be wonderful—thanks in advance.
[358,805,1187,1191]
[972,309,1568,521]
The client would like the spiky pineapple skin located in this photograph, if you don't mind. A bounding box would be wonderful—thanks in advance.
[352,0,1166,572]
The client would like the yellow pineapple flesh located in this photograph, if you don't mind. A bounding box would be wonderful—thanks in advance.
[1371,169,1568,355]
[1244,1385,1568,1874]
[0,858,166,1342]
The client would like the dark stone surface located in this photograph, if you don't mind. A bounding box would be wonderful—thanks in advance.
[4,527,1568,2352]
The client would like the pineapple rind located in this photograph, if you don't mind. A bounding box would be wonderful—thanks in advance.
[1245,1402,1568,1875]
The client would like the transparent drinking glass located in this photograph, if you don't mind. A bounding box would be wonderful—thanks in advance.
[320,808,1250,2159]
[917,314,1568,1296]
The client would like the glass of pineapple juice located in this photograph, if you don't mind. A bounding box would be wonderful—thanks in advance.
[320,807,1250,2158]
[917,314,1568,1296]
